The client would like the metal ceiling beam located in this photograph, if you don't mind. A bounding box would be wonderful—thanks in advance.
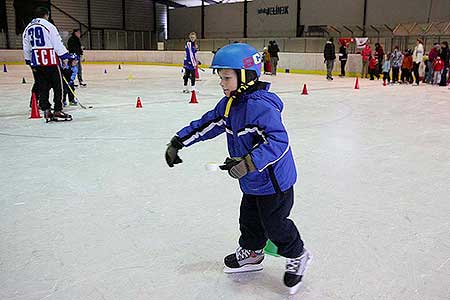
[153,0,186,8]
[204,0,220,4]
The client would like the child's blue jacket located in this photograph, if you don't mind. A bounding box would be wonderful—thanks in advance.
[177,82,297,195]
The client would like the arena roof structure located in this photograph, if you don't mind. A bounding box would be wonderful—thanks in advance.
[165,0,251,7]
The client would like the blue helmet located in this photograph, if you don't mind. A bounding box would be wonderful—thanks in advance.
[210,43,262,77]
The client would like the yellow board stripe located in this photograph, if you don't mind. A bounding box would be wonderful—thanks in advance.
[0,61,360,77]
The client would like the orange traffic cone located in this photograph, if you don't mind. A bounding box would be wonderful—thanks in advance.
[354,77,360,89]
[301,84,308,95]
[30,93,41,119]
[190,90,198,104]
[136,97,143,108]
[383,79,387,86]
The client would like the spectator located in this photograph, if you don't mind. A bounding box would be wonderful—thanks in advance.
[360,43,371,78]
[401,49,413,84]
[262,47,272,75]
[368,55,378,80]
[412,38,424,85]
[323,38,336,80]
[432,56,444,85]
[426,43,440,83]
[439,41,449,86]
[211,47,221,74]
[382,54,391,84]
[390,46,403,84]
[338,41,348,77]
[268,40,280,76]
[67,29,86,87]
[374,43,384,78]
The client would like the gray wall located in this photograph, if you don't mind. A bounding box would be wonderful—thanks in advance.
[168,7,201,39]
[1,0,164,50]
[301,0,364,25]
[205,3,244,38]
[248,0,297,37]
[167,0,450,39]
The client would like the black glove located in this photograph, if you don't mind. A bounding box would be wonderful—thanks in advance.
[165,136,184,167]
[219,155,256,179]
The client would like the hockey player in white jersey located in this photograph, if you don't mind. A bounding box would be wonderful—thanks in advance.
[22,6,72,122]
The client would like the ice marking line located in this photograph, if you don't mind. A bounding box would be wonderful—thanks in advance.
[436,257,450,271]
[0,132,167,141]
[13,202,25,205]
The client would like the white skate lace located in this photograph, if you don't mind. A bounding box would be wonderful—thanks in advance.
[286,258,301,273]
[236,247,253,261]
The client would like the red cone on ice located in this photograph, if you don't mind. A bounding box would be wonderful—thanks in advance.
[195,66,200,79]
[136,97,143,108]
[29,93,41,119]
[354,77,360,89]
[301,84,308,95]
[189,90,198,104]
[383,79,387,86]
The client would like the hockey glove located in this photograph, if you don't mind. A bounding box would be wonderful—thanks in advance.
[219,155,256,179]
[165,136,184,167]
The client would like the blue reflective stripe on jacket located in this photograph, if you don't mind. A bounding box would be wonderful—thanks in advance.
[177,83,297,195]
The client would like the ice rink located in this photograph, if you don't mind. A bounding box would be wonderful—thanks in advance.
[0,64,449,300]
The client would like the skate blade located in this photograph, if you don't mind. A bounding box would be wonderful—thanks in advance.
[223,263,263,274]
[47,117,72,122]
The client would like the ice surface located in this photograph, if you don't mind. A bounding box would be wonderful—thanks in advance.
[0,64,449,300]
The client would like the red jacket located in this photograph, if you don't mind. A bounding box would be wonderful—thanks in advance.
[433,58,444,72]
[361,45,371,62]
[368,57,377,69]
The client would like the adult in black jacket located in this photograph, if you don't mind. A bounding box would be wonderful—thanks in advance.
[439,41,449,86]
[338,43,348,77]
[324,38,336,80]
[67,29,85,86]
[268,40,280,75]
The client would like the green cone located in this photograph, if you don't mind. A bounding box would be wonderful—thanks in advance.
[264,240,280,257]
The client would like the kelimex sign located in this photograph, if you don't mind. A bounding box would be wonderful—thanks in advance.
[257,5,289,15]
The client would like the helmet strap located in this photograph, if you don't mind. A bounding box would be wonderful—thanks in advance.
[224,70,256,118]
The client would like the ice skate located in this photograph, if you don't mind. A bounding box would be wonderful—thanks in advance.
[44,109,53,123]
[69,100,78,106]
[182,87,190,93]
[50,111,72,122]
[284,248,312,295]
[223,246,264,274]
[79,81,87,87]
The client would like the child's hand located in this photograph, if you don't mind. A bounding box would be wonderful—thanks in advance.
[219,155,256,179]
[165,136,184,167]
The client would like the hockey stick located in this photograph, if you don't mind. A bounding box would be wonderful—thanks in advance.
[198,67,206,72]
[62,76,90,109]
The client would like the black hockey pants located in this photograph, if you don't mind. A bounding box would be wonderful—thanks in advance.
[34,66,64,112]
[238,186,304,258]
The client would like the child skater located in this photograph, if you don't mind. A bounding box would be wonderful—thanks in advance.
[62,54,79,106]
[182,32,200,93]
[382,53,391,84]
[165,43,311,295]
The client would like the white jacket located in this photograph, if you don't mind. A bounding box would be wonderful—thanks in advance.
[22,18,69,67]
[413,43,424,64]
